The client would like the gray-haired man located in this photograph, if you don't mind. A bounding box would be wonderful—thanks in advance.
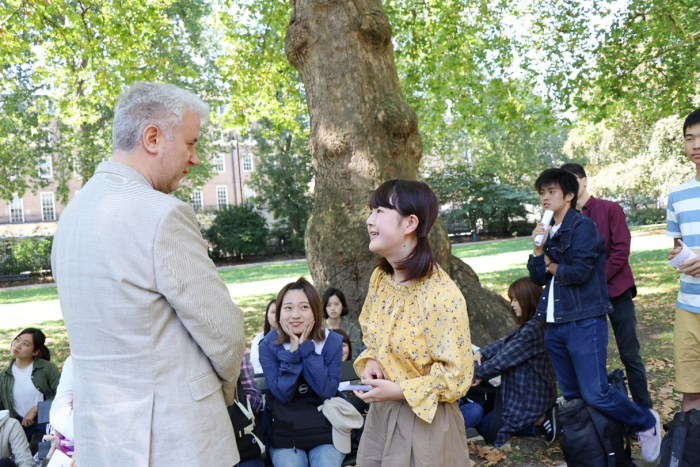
[52,82,246,467]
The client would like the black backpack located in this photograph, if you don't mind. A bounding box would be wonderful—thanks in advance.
[228,379,265,462]
[659,409,700,467]
[558,370,636,467]
[267,375,334,450]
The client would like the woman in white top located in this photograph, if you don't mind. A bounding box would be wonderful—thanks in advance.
[250,299,277,374]
[0,328,60,444]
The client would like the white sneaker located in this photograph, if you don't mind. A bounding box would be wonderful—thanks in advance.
[637,409,661,463]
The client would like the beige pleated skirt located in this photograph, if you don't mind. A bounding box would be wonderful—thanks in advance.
[356,400,472,467]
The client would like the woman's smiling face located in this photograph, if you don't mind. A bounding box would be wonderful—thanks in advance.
[279,289,315,336]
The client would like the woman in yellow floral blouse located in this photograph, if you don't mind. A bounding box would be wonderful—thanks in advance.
[353,179,474,467]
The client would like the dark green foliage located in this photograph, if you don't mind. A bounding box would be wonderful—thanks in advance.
[626,208,666,227]
[0,237,53,275]
[204,205,269,258]
[247,119,313,254]
[428,162,537,236]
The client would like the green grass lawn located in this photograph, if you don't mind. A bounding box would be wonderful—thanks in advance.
[0,261,312,306]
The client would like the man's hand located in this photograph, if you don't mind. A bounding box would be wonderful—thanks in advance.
[532,223,552,256]
[473,350,482,366]
[471,378,482,387]
[678,250,700,278]
[22,405,38,427]
[669,246,682,261]
[354,378,405,402]
[361,358,385,381]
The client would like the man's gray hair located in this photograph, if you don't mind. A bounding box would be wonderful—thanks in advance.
[112,82,210,153]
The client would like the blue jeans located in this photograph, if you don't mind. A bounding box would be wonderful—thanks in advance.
[270,444,345,467]
[459,402,484,429]
[545,316,655,432]
[609,289,653,408]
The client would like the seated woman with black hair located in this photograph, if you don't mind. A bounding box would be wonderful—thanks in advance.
[0,328,60,446]
[472,277,558,446]
[259,277,346,467]
[322,288,362,360]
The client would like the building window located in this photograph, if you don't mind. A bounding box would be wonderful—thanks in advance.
[38,156,53,178]
[9,195,24,223]
[213,155,225,173]
[216,186,228,210]
[242,155,253,172]
[41,193,56,221]
[191,190,203,212]
[244,185,256,199]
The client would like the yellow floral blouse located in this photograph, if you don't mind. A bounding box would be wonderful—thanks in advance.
[354,265,473,423]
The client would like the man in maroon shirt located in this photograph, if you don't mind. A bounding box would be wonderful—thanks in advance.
[561,163,652,409]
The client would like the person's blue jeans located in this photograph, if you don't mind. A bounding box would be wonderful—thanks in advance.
[459,402,484,429]
[609,289,653,408]
[270,444,345,467]
[545,316,655,432]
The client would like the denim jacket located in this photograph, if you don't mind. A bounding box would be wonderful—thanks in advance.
[528,208,613,324]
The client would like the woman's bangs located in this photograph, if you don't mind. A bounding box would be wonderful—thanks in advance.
[369,184,397,210]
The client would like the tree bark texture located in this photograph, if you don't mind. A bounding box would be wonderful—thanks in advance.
[286,0,512,345]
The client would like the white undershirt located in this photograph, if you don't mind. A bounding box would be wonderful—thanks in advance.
[546,223,562,323]
[12,361,44,418]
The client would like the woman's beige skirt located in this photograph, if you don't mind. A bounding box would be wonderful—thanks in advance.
[356,400,471,467]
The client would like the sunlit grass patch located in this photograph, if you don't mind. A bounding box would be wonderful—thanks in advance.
[0,286,58,304]
[218,262,310,285]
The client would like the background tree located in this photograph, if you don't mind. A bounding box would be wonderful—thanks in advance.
[527,0,700,121]
[247,118,314,253]
[204,204,270,259]
[427,163,537,236]
[283,0,513,344]
[0,0,220,202]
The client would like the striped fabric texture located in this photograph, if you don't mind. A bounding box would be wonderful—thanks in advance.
[667,177,700,313]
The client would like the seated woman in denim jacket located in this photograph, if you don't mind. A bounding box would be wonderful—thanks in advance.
[471,277,557,446]
[259,277,345,467]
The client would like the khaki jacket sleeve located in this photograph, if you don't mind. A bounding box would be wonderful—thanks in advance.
[154,203,245,405]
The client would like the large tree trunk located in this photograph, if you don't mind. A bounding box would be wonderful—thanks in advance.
[286,0,511,345]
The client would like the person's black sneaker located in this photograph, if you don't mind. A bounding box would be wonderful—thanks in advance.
[542,405,560,443]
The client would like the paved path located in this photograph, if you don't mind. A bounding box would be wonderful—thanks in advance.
[0,234,669,329]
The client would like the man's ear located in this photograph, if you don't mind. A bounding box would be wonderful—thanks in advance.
[142,125,161,155]
[565,191,575,203]
[403,214,419,236]
[580,177,588,191]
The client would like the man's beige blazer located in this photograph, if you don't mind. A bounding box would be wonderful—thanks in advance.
[51,162,245,467]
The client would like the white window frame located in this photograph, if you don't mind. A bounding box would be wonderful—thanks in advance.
[38,156,53,178]
[213,155,225,173]
[9,195,24,223]
[244,185,256,199]
[191,190,203,212]
[41,192,56,221]
[242,155,253,172]
[216,186,229,210]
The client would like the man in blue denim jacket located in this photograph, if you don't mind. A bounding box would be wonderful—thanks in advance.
[527,168,660,463]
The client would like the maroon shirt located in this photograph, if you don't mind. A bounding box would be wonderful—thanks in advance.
[581,196,636,299]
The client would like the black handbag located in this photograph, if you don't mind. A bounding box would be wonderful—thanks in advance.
[267,375,334,450]
[228,379,265,461]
